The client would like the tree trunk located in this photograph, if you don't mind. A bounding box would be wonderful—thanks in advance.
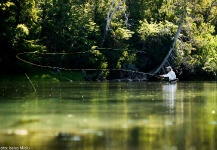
[101,0,126,47]
[151,22,183,74]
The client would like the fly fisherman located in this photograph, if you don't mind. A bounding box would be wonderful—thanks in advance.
[159,66,177,83]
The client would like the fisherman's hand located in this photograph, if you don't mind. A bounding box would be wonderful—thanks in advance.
[158,75,164,78]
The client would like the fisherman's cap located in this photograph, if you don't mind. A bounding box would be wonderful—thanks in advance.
[166,66,172,70]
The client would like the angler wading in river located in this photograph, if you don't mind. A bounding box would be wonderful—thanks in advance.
[159,66,178,83]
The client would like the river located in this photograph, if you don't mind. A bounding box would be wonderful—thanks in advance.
[0,81,216,150]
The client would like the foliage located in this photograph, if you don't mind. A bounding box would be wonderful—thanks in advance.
[0,0,217,79]
[0,0,45,73]
[137,20,176,71]
[40,1,100,53]
[181,22,217,75]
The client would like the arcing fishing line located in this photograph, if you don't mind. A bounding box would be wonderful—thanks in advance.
[16,49,153,80]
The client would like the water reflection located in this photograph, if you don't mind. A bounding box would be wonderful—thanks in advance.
[162,83,177,113]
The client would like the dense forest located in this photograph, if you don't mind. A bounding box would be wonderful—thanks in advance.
[0,0,217,80]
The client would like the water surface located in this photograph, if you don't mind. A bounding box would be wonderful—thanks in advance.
[0,81,216,150]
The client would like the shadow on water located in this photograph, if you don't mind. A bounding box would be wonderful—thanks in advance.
[0,81,217,150]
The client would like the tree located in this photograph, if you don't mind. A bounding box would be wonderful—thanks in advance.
[0,0,44,73]
[40,0,100,53]
[137,20,177,72]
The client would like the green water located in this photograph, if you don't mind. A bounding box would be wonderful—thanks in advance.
[0,81,216,150]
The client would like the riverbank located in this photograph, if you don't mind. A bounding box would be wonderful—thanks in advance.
[0,70,85,82]
[0,69,216,82]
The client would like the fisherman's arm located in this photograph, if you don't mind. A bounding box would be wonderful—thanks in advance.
[159,74,169,78]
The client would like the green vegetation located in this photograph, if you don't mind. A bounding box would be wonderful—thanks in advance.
[0,71,84,82]
[0,0,217,80]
